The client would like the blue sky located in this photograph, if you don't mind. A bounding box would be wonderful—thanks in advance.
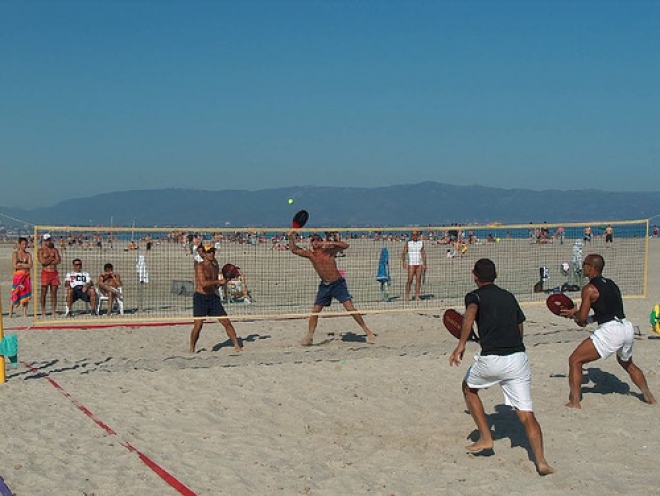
[1,1,658,207]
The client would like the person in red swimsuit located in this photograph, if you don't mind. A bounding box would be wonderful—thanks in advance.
[38,233,62,316]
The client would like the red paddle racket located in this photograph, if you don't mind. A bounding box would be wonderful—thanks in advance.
[546,293,575,316]
[442,309,478,342]
[292,210,309,229]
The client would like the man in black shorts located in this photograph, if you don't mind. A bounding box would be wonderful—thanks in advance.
[64,258,97,316]
[189,244,242,353]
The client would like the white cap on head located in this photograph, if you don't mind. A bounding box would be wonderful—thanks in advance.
[43,233,51,240]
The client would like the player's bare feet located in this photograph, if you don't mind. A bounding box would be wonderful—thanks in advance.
[536,462,555,476]
[566,392,581,408]
[466,439,493,453]
[642,391,657,405]
[300,333,314,346]
[366,333,377,344]
[234,344,243,352]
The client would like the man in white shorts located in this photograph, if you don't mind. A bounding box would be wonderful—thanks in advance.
[450,258,553,476]
[561,253,656,408]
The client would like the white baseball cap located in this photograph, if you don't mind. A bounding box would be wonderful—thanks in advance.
[43,233,51,240]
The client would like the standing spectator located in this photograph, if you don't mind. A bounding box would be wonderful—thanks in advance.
[402,230,427,302]
[604,225,614,246]
[38,233,62,316]
[10,237,33,318]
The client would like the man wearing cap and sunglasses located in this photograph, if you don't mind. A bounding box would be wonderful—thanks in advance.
[189,244,243,353]
[38,233,62,316]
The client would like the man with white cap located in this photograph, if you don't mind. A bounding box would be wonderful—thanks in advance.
[38,233,62,316]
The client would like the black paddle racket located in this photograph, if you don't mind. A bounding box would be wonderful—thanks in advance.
[292,210,309,229]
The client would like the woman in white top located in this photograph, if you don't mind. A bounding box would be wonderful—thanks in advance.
[402,231,427,302]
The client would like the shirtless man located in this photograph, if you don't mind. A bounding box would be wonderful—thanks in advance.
[288,232,376,346]
[38,233,62,316]
[189,244,242,353]
[97,263,123,316]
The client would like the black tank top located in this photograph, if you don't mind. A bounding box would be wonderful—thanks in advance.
[590,276,625,325]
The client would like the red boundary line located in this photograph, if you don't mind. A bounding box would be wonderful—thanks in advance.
[21,360,197,496]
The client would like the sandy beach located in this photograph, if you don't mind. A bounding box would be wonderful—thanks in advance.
[1,238,660,495]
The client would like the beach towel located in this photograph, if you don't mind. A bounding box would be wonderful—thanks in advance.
[376,248,390,284]
[11,270,31,306]
[136,255,149,283]
[0,334,19,367]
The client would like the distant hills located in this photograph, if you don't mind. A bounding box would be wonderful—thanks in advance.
[1,182,659,229]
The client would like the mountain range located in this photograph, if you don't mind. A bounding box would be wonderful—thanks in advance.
[1,182,659,229]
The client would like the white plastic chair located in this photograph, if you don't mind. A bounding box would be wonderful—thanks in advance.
[64,301,91,316]
[97,287,124,315]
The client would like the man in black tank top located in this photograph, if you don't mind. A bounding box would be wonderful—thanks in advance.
[450,259,554,476]
[561,254,656,408]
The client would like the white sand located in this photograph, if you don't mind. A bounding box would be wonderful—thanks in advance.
[1,240,660,495]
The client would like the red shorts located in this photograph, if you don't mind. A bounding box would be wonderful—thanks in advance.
[41,270,60,286]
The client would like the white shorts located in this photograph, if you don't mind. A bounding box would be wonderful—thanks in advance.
[590,318,634,361]
[465,352,533,411]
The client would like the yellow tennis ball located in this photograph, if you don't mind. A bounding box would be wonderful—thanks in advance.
[287,198,294,205]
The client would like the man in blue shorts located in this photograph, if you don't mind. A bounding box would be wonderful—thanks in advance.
[450,258,554,476]
[189,244,242,353]
[288,232,376,346]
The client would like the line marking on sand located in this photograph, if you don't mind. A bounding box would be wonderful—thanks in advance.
[5,321,190,331]
[21,360,197,496]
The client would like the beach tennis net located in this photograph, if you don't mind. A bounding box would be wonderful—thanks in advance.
[32,220,649,324]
